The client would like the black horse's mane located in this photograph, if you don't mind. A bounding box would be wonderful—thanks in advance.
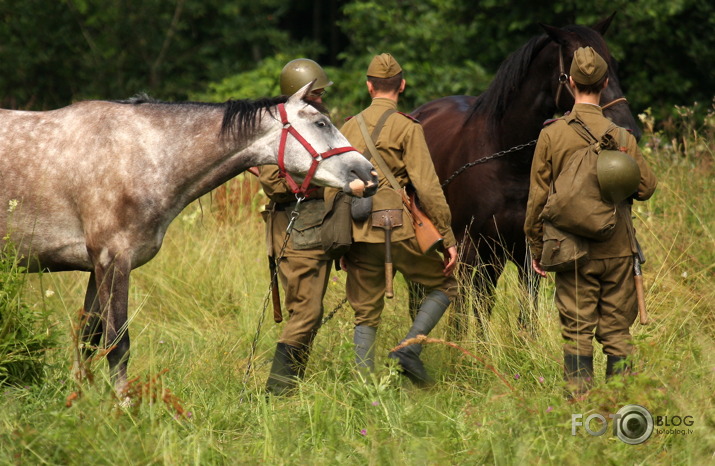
[467,34,551,125]
[467,24,611,129]
[114,94,325,139]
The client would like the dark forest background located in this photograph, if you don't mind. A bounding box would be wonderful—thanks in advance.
[1,0,712,122]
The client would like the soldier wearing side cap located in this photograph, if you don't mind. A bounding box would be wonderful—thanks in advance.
[339,53,459,387]
[524,47,657,396]
[262,58,335,396]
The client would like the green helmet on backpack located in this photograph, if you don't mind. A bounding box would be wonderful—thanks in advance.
[280,58,333,96]
[597,149,641,203]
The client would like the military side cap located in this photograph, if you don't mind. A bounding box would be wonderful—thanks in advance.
[367,53,402,78]
[570,47,608,85]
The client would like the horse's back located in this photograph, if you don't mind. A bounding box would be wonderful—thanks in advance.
[412,96,481,176]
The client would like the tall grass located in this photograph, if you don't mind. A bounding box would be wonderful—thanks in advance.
[1,108,713,464]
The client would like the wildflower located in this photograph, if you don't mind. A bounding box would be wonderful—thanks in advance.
[514,373,521,380]
[8,199,18,213]
[538,376,545,384]
[372,401,379,406]
[45,289,55,298]
[360,429,367,436]
[546,406,553,413]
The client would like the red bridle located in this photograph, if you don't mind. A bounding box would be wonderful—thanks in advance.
[276,103,358,196]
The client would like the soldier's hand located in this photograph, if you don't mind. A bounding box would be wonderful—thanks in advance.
[531,259,547,278]
[443,246,458,276]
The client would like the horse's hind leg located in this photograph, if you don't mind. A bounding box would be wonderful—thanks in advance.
[93,251,132,396]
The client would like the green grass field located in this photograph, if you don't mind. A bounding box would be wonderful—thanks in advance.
[1,106,713,464]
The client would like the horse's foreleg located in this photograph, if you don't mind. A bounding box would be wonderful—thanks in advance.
[72,273,103,383]
[93,252,132,396]
[81,273,102,359]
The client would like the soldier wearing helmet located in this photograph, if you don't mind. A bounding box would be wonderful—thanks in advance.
[261,58,334,395]
[524,47,657,397]
[280,58,333,99]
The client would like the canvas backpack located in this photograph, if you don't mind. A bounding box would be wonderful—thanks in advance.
[540,118,628,242]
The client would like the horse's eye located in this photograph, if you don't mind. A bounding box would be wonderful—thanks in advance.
[316,120,327,128]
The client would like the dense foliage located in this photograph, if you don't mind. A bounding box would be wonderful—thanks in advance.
[0,240,55,386]
[1,1,712,121]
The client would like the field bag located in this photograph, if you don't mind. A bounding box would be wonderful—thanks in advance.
[540,220,589,272]
[320,190,353,258]
[291,199,327,250]
[540,119,623,242]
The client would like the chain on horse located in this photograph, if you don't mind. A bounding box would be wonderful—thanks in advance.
[439,140,537,188]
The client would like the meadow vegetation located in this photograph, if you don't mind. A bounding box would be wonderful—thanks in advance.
[1,104,713,464]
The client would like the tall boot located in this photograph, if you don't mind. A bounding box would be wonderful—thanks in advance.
[354,325,377,375]
[266,342,305,396]
[606,355,629,380]
[563,353,594,398]
[388,290,451,387]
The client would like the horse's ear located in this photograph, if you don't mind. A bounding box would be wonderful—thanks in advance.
[540,23,571,46]
[591,12,616,36]
[287,79,317,105]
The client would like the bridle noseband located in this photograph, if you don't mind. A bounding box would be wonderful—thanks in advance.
[555,45,629,112]
[276,103,358,196]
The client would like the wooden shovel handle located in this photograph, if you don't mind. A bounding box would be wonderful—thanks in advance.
[385,262,394,299]
[634,274,648,325]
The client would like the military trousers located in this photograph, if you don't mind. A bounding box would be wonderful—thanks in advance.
[269,208,332,349]
[555,256,638,357]
[344,238,457,328]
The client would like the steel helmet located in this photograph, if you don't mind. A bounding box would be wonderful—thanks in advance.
[597,149,641,203]
[280,58,333,96]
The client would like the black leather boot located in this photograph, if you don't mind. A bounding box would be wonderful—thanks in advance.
[388,290,451,387]
[563,353,594,398]
[606,355,629,379]
[266,342,306,396]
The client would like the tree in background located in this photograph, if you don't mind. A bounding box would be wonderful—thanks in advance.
[0,0,296,108]
[0,0,712,123]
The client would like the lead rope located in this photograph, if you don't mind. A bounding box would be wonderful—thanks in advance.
[242,194,305,388]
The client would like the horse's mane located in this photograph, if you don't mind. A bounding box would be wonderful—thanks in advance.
[114,94,323,140]
[467,34,551,126]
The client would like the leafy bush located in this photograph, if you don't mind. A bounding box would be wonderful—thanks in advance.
[0,240,55,386]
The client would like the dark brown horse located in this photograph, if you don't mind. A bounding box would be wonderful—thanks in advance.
[411,15,639,325]
[0,83,377,395]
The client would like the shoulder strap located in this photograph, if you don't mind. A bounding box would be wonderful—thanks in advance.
[567,117,599,144]
[356,111,401,191]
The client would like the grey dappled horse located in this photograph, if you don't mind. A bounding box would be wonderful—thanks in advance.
[0,83,377,395]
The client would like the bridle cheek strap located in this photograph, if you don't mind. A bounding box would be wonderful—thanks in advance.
[276,103,358,196]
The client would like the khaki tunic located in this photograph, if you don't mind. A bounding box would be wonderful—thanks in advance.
[340,98,457,248]
[340,98,457,327]
[523,103,657,357]
[259,165,331,349]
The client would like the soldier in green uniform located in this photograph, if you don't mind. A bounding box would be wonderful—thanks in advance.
[261,58,334,395]
[524,47,657,395]
[340,53,459,387]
